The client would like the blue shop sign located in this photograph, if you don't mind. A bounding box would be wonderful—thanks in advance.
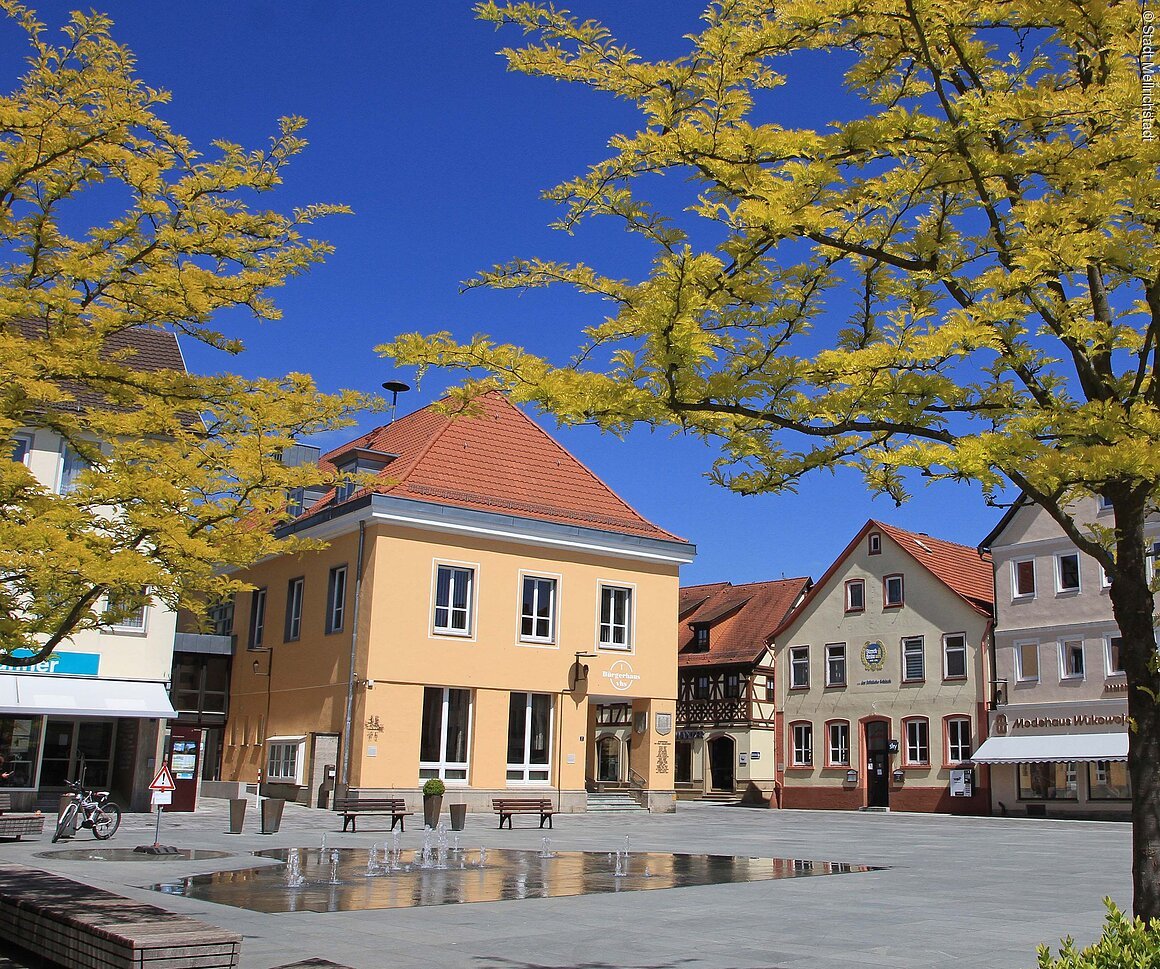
[0,650,100,676]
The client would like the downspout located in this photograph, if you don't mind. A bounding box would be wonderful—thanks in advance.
[340,520,367,789]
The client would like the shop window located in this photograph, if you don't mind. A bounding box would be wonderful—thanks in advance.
[946,717,971,763]
[284,576,304,642]
[520,575,557,644]
[902,636,925,682]
[598,584,633,649]
[506,692,552,782]
[266,737,305,784]
[883,574,904,607]
[827,721,850,767]
[434,565,474,636]
[789,645,810,689]
[943,633,967,679]
[845,579,865,613]
[1018,762,1078,800]
[825,643,847,687]
[419,686,471,781]
[904,718,929,765]
[0,717,41,789]
[1088,761,1131,800]
[1056,552,1081,593]
[791,722,813,766]
[1013,559,1036,597]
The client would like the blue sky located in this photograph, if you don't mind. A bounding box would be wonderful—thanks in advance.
[14,1,1004,584]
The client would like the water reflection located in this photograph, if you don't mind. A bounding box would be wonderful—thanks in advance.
[151,848,880,913]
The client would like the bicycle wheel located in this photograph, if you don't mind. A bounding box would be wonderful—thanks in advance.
[92,801,121,840]
[52,802,79,843]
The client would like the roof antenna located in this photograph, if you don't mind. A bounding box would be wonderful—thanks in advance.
[381,380,410,424]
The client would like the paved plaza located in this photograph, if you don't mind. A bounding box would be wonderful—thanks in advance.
[0,799,1131,969]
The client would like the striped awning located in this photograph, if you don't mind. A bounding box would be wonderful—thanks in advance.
[971,733,1127,764]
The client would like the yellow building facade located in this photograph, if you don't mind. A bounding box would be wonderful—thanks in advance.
[222,394,695,812]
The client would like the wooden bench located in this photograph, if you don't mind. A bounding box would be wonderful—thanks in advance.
[0,864,241,969]
[0,793,44,841]
[333,796,412,832]
[492,797,554,829]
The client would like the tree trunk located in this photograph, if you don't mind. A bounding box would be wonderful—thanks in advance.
[1106,494,1160,920]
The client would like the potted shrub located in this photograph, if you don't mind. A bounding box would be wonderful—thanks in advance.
[422,777,444,828]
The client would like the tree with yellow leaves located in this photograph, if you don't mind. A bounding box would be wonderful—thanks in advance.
[386,0,1160,915]
[0,6,370,663]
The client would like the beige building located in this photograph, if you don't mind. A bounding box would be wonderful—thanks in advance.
[771,521,994,813]
[222,393,695,813]
[974,495,1143,818]
[675,579,811,804]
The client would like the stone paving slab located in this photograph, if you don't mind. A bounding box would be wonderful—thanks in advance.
[0,797,1131,969]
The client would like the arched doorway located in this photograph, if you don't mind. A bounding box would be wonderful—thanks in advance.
[708,735,735,792]
[865,720,890,808]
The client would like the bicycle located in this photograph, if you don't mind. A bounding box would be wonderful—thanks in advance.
[52,778,121,842]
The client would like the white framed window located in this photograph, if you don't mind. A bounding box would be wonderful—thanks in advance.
[10,433,32,466]
[103,588,148,633]
[904,718,930,765]
[598,584,633,649]
[883,574,904,607]
[248,588,267,649]
[326,565,347,634]
[58,442,89,495]
[419,686,471,781]
[868,532,881,554]
[1106,635,1124,675]
[284,576,304,642]
[1097,494,1113,511]
[1013,559,1036,598]
[1016,640,1039,681]
[1055,552,1081,593]
[827,721,850,766]
[845,579,865,612]
[1061,639,1085,679]
[433,564,475,636]
[943,633,967,679]
[789,645,810,689]
[791,722,813,766]
[946,717,971,763]
[825,643,847,687]
[902,636,925,682]
[266,736,305,784]
[520,574,558,644]
[506,692,553,783]
[333,461,357,504]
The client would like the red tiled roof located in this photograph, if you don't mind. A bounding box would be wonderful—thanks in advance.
[679,577,812,668]
[875,521,994,611]
[310,392,684,542]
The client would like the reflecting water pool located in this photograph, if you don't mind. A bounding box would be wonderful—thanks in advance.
[152,844,880,913]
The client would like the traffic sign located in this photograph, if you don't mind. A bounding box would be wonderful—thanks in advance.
[149,764,176,792]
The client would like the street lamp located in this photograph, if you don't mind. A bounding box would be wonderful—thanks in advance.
[251,648,273,794]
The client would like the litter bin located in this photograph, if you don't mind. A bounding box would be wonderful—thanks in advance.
[228,798,247,834]
[259,797,285,834]
[449,803,466,831]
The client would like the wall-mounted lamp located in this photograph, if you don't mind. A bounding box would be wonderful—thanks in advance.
[361,678,375,690]
[845,769,858,784]
[568,651,597,692]
[992,678,1008,706]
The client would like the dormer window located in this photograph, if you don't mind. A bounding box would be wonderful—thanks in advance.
[325,445,399,506]
[693,625,709,651]
[334,462,357,503]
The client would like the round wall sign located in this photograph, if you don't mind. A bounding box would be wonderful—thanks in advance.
[861,641,886,671]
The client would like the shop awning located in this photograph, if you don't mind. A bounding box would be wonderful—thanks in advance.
[0,674,176,718]
[971,733,1127,764]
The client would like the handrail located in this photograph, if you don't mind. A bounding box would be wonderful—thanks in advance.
[627,768,646,790]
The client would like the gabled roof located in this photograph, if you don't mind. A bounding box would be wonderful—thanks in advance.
[769,519,994,642]
[306,392,684,543]
[679,577,812,668]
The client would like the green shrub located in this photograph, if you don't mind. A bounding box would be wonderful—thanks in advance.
[422,778,445,798]
[1037,899,1160,968]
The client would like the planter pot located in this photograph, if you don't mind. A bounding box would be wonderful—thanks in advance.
[228,798,247,834]
[259,797,285,834]
[449,803,466,831]
[423,794,442,829]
